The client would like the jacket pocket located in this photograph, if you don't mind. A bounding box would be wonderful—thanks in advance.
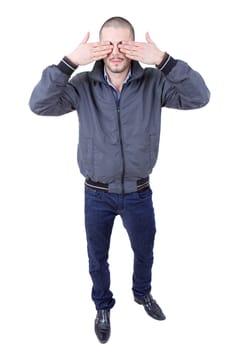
[149,133,160,169]
[77,137,94,178]
[93,142,122,182]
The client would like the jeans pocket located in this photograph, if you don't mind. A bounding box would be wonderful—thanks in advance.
[137,187,152,200]
[85,187,103,200]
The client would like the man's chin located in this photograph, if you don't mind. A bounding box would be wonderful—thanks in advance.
[110,69,122,73]
[109,66,125,74]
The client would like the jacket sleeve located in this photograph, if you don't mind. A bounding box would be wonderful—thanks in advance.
[29,64,78,116]
[159,56,210,109]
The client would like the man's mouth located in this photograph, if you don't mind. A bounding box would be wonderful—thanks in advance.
[110,58,123,64]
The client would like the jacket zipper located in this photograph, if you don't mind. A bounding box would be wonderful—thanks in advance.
[106,80,126,194]
[116,101,125,194]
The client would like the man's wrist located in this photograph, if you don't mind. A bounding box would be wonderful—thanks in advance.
[156,52,169,68]
[155,51,167,66]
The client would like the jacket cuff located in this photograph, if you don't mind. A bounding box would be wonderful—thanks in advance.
[156,53,177,75]
[57,56,78,75]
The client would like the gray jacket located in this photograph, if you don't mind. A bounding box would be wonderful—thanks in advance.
[29,57,210,193]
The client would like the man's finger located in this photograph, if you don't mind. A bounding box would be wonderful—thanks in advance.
[145,32,154,43]
[81,32,90,44]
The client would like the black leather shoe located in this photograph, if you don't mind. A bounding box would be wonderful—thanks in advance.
[134,293,166,320]
[94,309,111,344]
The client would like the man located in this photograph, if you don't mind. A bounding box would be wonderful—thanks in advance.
[29,16,210,344]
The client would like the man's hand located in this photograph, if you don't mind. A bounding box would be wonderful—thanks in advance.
[118,32,165,66]
[66,32,113,66]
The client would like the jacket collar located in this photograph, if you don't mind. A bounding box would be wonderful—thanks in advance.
[89,60,144,82]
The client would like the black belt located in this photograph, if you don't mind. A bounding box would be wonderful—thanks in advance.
[85,177,150,192]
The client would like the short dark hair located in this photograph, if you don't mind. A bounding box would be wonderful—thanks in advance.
[99,16,135,40]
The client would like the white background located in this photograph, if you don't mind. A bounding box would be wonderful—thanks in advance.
[0,0,233,349]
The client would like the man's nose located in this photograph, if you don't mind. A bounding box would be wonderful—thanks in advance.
[112,43,120,54]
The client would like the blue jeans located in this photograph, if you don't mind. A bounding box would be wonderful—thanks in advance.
[84,187,156,310]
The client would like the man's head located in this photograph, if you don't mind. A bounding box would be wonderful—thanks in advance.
[99,16,135,41]
[99,17,135,75]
